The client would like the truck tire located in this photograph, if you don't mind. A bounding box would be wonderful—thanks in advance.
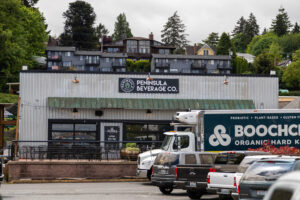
[147,167,152,180]
[219,194,233,200]
[159,186,173,195]
[187,190,203,199]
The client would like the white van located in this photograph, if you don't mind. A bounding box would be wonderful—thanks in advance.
[263,171,300,200]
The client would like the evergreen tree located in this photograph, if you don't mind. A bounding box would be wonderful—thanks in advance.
[112,13,133,41]
[216,33,231,55]
[161,11,188,53]
[60,0,97,49]
[22,0,39,7]
[253,51,274,74]
[271,7,292,36]
[202,32,219,47]
[262,28,268,35]
[245,13,259,39]
[232,17,247,36]
[95,23,109,39]
[292,23,300,34]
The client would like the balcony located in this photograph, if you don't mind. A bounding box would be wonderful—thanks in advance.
[112,62,126,68]
[47,55,62,61]
[85,59,100,66]
[191,63,206,69]
[217,64,231,70]
[155,62,170,68]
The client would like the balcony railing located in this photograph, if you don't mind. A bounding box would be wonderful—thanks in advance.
[217,64,231,69]
[85,59,100,66]
[47,55,62,61]
[112,62,126,68]
[191,63,206,69]
[155,62,170,68]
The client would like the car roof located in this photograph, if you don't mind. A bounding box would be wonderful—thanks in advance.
[277,171,300,182]
[256,157,300,162]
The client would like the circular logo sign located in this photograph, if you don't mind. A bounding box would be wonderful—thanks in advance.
[120,78,135,93]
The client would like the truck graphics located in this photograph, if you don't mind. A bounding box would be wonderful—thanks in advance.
[204,112,300,151]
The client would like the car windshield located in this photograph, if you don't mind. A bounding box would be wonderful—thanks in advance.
[215,153,245,165]
[161,135,172,151]
[154,153,179,166]
[243,161,293,181]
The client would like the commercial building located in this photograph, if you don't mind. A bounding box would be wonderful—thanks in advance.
[19,71,278,151]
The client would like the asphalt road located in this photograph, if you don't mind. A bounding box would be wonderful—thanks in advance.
[0,182,218,200]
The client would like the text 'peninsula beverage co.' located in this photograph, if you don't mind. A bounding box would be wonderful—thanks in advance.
[119,78,179,93]
[204,112,300,151]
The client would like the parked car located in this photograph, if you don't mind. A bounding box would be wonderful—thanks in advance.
[208,154,277,200]
[176,151,268,199]
[151,151,216,195]
[263,171,300,200]
[238,157,300,200]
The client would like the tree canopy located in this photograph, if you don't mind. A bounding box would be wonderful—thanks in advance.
[112,13,133,41]
[271,7,292,36]
[0,0,48,92]
[60,0,98,49]
[161,11,188,53]
[216,33,231,55]
[202,32,219,47]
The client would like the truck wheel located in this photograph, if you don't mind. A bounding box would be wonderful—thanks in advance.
[219,194,233,200]
[159,186,173,195]
[147,167,152,180]
[187,190,203,199]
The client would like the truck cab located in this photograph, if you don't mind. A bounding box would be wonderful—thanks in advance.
[137,131,196,179]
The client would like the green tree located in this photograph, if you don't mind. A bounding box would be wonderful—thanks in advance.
[262,28,268,35]
[277,33,300,58]
[95,23,109,40]
[235,56,249,74]
[247,32,278,56]
[292,23,300,34]
[268,42,282,66]
[60,0,97,49]
[271,7,292,36]
[0,0,47,91]
[253,51,274,74]
[22,0,38,7]
[161,11,188,53]
[202,32,219,47]
[126,59,150,72]
[112,13,133,41]
[282,61,300,90]
[232,17,247,36]
[245,13,259,39]
[216,32,231,55]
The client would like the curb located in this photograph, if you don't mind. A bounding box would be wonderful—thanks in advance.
[9,178,149,184]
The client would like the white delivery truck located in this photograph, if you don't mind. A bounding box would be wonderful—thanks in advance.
[137,109,300,179]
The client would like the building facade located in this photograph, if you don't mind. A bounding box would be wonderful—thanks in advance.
[19,71,278,150]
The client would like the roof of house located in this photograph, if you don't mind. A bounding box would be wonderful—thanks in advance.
[237,53,255,63]
[46,46,76,52]
[185,44,217,55]
[152,54,231,60]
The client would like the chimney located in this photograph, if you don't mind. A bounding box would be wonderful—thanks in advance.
[149,32,154,40]
[193,43,197,55]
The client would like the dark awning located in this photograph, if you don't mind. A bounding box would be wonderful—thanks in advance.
[48,97,255,110]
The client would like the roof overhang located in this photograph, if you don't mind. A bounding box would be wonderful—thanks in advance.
[48,97,255,110]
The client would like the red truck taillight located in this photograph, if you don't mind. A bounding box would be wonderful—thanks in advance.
[152,166,154,174]
[207,174,210,184]
[175,167,178,178]
[238,183,240,194]
[234,176,237,187]
[209,168,216,172]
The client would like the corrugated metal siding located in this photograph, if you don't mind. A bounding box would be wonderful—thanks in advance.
[19,72,278,141]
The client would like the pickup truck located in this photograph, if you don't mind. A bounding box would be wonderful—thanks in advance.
[175,151,269,200]
[207,154,276,200]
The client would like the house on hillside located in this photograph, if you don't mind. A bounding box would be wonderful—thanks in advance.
[185,44,216,56]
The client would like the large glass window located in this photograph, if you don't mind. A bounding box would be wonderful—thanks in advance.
[139,40,150,54]
[124,123,171,150]
[126,40,138,53]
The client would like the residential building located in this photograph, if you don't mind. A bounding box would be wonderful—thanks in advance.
[185,44,216,56]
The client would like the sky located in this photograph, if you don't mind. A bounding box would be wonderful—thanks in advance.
[36,0,300,45]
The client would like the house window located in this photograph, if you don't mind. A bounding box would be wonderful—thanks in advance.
[210,60,214,65]
[127,40,138,53]
[105,58,109,63]
[203,50,209,55]
[65,52,71,57]
[80,56,83,61]
[63,61,72,67]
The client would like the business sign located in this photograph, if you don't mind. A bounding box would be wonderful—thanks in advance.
[119,78,179,93]
[104,126,120,149]
[204,113,300,151]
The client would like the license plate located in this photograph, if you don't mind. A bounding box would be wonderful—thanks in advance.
[256,190,267,196]
[159,169,168,174]
[190,182,196,187]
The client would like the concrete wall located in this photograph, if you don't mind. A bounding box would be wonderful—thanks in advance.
[8,161,137,181]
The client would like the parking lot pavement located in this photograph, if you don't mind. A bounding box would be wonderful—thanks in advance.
[0,182,218,200]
